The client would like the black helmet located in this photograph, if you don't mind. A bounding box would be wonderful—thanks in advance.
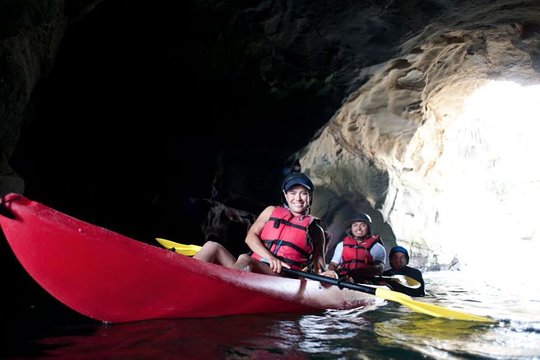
[281,172,314,206]
[282,172,314,192]
[390,245,409,263]
[344,212,372,226]
[344,212,372,236]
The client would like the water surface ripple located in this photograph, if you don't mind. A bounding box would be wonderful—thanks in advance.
[3,271,539,359]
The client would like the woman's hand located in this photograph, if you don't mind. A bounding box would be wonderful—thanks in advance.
[267,257,290,273]
[321,269,338,279]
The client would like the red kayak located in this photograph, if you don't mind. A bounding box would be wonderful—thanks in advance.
[0,193,382,323]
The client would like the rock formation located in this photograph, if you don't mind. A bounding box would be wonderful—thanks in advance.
[301,4,540,271]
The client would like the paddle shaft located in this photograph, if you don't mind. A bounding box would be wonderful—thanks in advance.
[282,268,377,295]
[282,268,419,290]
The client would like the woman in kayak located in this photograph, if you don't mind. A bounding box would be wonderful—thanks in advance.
[193,172,330,276]
[382,245,425,296]
[326,213,387,283]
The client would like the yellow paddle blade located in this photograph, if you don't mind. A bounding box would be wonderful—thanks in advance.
[375,288,494,323]
[381,275,421,289]
[397,275,421,288]
[155,238,202,256]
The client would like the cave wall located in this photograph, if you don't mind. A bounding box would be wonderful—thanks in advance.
[1,0,539,270]
[0,0,440,243]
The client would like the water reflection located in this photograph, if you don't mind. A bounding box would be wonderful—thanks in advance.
[374,312,491,358]
[427,271,540,325]
[6,271,540,359]
[374,310,540,359]
[37,315,312,359]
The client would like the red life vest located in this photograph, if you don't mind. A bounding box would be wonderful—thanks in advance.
[251,206,317,270]
[338,234,383,276]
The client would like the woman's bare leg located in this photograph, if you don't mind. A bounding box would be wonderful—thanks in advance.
[193,241,236,267]
[233,254,277,275]
[194,242,279,275]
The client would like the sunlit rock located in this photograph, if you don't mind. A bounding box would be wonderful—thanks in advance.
[302,23,540,272]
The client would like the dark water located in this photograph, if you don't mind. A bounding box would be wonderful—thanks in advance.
[2,271,539,359]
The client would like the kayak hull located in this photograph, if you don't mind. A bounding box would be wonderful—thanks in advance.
[0,193,382,323]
